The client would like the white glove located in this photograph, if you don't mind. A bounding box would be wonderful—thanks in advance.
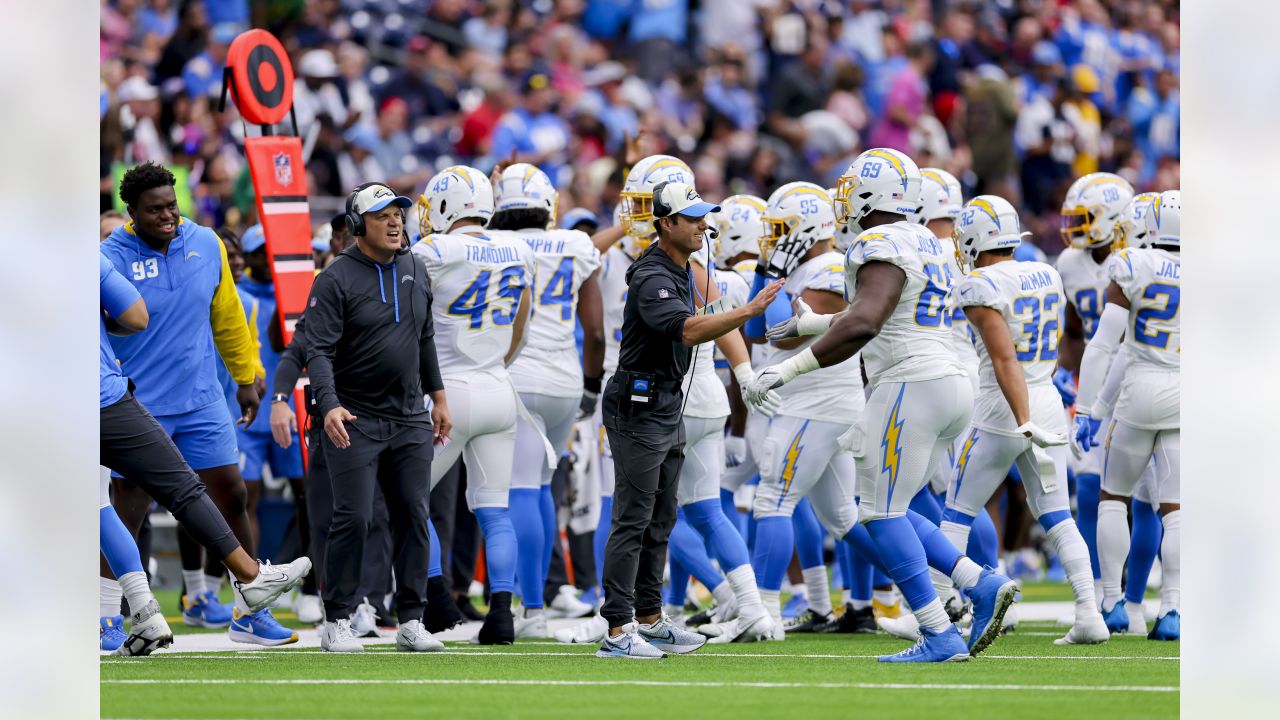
[765,298,833,341]
[734,362,782,418]
[1016,421,1068,448]
[744,350,818,408]
[724,435,746,467]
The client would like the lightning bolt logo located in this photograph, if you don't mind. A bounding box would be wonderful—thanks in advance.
[952,429,980,496]
[969,197,1002,229]
[880,385,907,509]
[777,421,810,508]
[866,149,908,192]
[442,165,476,191]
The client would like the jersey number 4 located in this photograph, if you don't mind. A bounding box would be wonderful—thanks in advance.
[449,267,524,329]
[537,257,575,321]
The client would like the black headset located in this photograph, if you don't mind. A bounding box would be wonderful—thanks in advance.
[344,181,383,237]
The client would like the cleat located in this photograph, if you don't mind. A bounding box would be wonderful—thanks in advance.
[295,594,323,625]
[685,606,716,627]
[1001,604,1019,633]
[943,591,969,623]
[1056,611,1076,626]
[820,603,877,634]
[352,598,380,638]
[100,615,127,652]
[515,613,551,639]
[546,585,594,619]
[878,625,970,663]
[424,578,463,633]
[781,593,809,619]
[785,609,833,633]
[473,607,515,645]
[555,614,610,644]
[234,558,312,614]
[578,586,602,610]
[966,569,1018,655]
[877,612,921,641]
[1127,601,1149,635]
[182,589,232,628]
[596,630,666,659]
[1147,610,1179,641]
[456,594,485,622]
[639,614,707,654]
[320,618,364,653]
[114,600,174,657]
[1102,599,1131,634]
[872,597,902,621]
[1054,614,1110,645]
[229,608,297,646]
[396,619,444,652]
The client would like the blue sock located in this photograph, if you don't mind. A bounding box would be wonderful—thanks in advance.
[100,505,144,578]
[508,487,544,608]
[668,512,724,590]
[850,545,873,602]
[907,509,963,576]
[666,555,691,607]
[684,498,751,570]
[1075,473,1102,579]
[594,495,613,588]
[750,515,793,591]
[792,497,825,569]
[473,507,516,594]
[540,484,556,603]
[720,488,746,539]
[1125,500,1163,605]
[864,516,936,611]
[834,540,852,590]
[909,487,942,525]
[427,517,443,578]
[968,509,999,569]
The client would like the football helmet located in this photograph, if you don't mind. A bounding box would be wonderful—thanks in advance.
[953,195,1027,270]
[711,195,765,266]
[418,165,493,236]
[1122,192,1161,248]
[1059,172,1134,249]
[620,154,695,245]
[494,162,558,227]
[760,182,836,278]
[833,147,923,234]
[919,168,963,223]
[1146,190,1180,248]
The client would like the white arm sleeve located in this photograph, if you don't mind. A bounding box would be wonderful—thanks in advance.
[1075,302,1128,414]
[1094,346,1129,418]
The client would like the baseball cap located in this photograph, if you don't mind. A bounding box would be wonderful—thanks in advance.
[117,76,159,102]
[350,183,413,216]
[561,207,600,231]
[241,224,267,254]
[299,49,339,78]
[653,182,721,219]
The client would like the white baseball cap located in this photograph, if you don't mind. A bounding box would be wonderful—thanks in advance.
[351,183,412,215]
[653,181,721,219]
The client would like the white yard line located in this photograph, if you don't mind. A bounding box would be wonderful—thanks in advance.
[102,650,1177,662]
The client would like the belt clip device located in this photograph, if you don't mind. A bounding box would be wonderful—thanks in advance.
[629,373,655,404]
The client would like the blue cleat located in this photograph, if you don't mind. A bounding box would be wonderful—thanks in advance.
[578,586,601,609]
[782,593,810,619]
[967,568,1019,656]
[878,625,970,663]
[1147,610,1179,641]
[228,608,298,646]
[100,615,127,652]
[183,589,233,628]
[1103,599,1131,634]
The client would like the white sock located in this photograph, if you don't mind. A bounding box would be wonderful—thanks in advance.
[205,572,225,596]
[118,571,155,618]
[726,565,765,619]
[841,588,852,606]
[711,580,734,609]
[873,588,897,607]
[1046,518,1101,619]
[525,607,543,618]
[913,597,952,633]
[759,589,781,623]
[182,569,206,597]
[949,557,983,591]
[940,521,972,556]
[1158,511,1180,616]
[850,598,871,611]
[1093,579,1104,608]
[1096,500,1130,610]
[802,567,831,615]
[100,577,123,618]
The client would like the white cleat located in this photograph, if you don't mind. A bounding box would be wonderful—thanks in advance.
[320,619,364,653]
[1127,601,1149,635]
[708,594,739,624]
[515,613,551,640]
[295,593,323,624]
[396,619,444,652]
[545,586,594,619]
[1056,611,1076,626]
[352,597,380,638]
[877,612,922,641]
[710,612,779,643]
[555,614,610,644]
[113,600,174,657]
[234,558,312,614]
[1054,614,1110,645]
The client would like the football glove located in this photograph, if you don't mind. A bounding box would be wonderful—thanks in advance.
[765,297,833,341]
[1016,421,1068,448]
[1052,367,1077,408]
[1072,414,1103,456]
[762,226,815,279]
[733,362,781,418]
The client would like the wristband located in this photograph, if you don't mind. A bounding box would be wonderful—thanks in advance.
[584,375,602,394]
[777,348,819,382]
[271,393,290,404]
[731,362,753,387]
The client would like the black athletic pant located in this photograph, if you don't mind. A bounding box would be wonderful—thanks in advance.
[100,392,239,560]
[321,417,432,623]
[599,423,685,629]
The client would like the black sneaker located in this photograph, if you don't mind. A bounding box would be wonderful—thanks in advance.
[785,609,834,633]
[424,576,465,633]
[474,591,514,645]
[819,603,876,634]
[456,594,486,622]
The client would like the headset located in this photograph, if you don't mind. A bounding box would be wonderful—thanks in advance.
[344,181,384,237]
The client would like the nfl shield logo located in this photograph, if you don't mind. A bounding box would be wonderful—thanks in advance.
[657,288,670,299]
[273,152,293,186]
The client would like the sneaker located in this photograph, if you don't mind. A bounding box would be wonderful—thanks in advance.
[1147,610,1180,641]
[878,625,970,663]
[320,618,364,653]
[425,577,463,633]
[820,603,877,634]
[456,594,486,622]
[1054,614,1110,645]
[473,593,515,645]
[639,614,707,654]
[515,613,550,639]
[396,619,444,652]
[295,594,323,625]
[785,609,833,633]
[100,615,127,652]
[781,593,809,620]
[114,600,174,657]
[234,558,312,614]
[876,612,921,641]
[229,608,298,646]
[661,604,688,628]
[352,597,380,638]
[546,586,594,619]
[555,614,610,644]
[872,596,902,621]
[182,589,232,628]
[967,569,1019,656]
[596,630,666,659]
[1102,599,1131,634]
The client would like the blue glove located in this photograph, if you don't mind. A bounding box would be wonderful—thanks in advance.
[1073,414,1102,453]
[1053,367,1077,408]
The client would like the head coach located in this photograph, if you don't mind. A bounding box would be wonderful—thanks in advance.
[303,182,453,654]
[597,181,781,659]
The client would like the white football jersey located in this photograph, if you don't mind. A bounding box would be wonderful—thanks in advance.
[411,227,534,381]
[711,265,751,380]
[955,260,1068,436]
[845,222,966,386]
[600,244,634,379]
[1107,248,1180,370]
[774,251,863,423]
[938,234,979,372]
[731,258,774,368]
[494,228,602,398]
[1056,246,1111,341]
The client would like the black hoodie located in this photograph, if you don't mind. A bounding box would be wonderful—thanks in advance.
[304,243,443,427]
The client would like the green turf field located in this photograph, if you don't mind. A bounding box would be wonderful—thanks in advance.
[102,599,1178,719]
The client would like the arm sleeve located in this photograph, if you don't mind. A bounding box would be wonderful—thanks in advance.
[100,253,140,317]
[418,260,444,394]
[635,274,692,342]
[744,270,793,337]
[209,237,261,385]
[1075,302,1128,413]
[1094,346,1128,418]
[303,272,346,418]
